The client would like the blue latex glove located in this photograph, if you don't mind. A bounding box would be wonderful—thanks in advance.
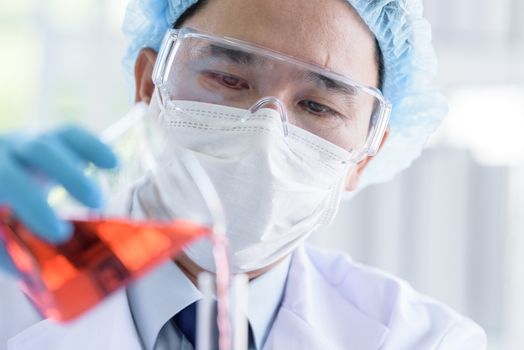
[0,125,118,276]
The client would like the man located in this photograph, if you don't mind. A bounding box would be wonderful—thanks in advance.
[0,0,487,349]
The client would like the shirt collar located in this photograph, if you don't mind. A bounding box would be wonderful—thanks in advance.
[126,260,202,350]
[126,256,291,350]
[247,256,291,349]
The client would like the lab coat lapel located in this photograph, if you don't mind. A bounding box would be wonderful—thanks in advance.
[265,246,389,350]
[7,290,142,350]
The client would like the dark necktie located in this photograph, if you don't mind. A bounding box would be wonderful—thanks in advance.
[172,302,198,347]
[172,302,256,349]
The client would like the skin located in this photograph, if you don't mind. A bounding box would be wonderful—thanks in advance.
[134,0,389,281]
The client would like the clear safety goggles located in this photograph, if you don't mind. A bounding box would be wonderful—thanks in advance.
[153,27,391,163]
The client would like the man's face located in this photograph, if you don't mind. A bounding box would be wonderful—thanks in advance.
[135,0,385,190]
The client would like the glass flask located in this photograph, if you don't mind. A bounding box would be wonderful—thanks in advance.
[0,102,226,322]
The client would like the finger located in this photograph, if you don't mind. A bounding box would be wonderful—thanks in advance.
[56,126,118,169]
[0,157,72,243]
[12,136,104,209]
[0,237,18,277]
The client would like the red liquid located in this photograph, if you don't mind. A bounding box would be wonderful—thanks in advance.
[0,211,209,322]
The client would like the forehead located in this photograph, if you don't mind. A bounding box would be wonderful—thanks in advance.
[181,0,379,87]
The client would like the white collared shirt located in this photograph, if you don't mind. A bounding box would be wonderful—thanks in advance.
[126,257,291,350]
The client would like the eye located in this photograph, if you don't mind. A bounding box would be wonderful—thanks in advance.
[205,71,250,90]
[299,100,339,117]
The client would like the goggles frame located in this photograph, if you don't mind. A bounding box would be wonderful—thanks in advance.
[152,27,391,162]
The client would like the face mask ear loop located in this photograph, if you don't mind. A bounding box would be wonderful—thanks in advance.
[155,87,167,114]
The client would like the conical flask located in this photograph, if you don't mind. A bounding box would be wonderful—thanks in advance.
[0,102,226,322]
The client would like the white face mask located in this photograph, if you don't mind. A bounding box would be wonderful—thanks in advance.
[141,99,352,273]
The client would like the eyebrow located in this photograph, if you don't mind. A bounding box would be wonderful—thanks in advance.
[306,72,359,97]
[204,44,359,97]
[207,44,263,65]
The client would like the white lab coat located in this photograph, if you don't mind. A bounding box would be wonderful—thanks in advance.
[1,244,486,350]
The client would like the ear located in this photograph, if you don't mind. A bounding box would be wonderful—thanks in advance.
[345,128,390,191]
[134,48,158,104]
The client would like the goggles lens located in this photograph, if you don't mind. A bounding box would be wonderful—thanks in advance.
[154,28,390,162]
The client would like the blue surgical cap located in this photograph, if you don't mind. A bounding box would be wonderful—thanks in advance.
[122,0,447,191]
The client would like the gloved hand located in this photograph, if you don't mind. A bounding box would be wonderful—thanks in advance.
[0,125,117,276]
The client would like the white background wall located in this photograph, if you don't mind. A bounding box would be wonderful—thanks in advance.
[0,0,523,349]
